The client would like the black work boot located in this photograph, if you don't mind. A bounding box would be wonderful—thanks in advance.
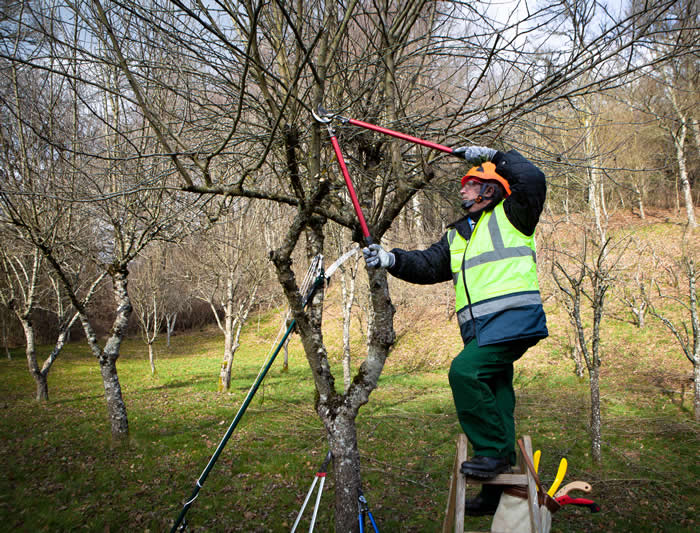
[460,455,511,479]
[465,485,503,516]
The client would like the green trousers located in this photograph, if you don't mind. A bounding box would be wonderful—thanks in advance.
[448,338,535,465]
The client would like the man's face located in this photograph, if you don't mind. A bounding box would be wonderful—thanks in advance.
[460,179,495,213]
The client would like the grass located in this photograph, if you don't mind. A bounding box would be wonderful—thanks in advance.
[1,303,698,533]
[1,215,698,532]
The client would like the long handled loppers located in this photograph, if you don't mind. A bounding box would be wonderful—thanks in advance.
[358,488,379,533]
[312,104,467,246]
[312,107,374,245]
[170,250,359,532]
[291,451,333,533]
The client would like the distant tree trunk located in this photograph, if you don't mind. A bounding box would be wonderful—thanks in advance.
[165,313,177,348]
[219,273,236,392]
[218,278,257,392]
[691,118,700,159]
[583,105,606,241]
[695,359,700,422]
[20,317,48,401]
[563,172,570,222]
[282,338,289,373]
[634,183,646,219]
[340,255,359,392]
[148,342,156,376]
[1,312,11,359]
[671,120,697,228]
[668,89,697,228]
[589,365,602,462]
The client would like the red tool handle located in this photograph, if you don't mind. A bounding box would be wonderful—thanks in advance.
[556,495,601,513]
[328,133,373,245]
[347,118,454,156]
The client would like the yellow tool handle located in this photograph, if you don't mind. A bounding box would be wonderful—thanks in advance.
[547,458,568,497]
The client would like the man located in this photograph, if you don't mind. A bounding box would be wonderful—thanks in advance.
[363,146,548,516]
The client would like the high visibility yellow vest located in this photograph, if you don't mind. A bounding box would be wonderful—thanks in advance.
[448,202,547,346]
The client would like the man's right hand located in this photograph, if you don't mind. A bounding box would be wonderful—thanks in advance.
[362,244,395,269]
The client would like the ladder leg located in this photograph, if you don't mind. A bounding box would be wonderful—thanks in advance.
[442,434,468,533]
[521,436,542,533]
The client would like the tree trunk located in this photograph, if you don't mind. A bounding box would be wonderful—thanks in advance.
[589,365,602,463]
[672,122,697,228]
[219,274,235,392]
[166,313,177,348]
[148,342,156,376]
[323,267,396,531]
[585,139,605,240]
[694,359,700,422]
[634,183,646,219]
[20,317,48,402]
[99,266,132,441]
[1,315,10,359]
[220,329,234,392]
[282,338,289,373]
[327,413,362,533]
[99,355,129,440]
[340,261,358,392]
[564,172,570,222]
[35,372,49,402]
[570,342,585,378]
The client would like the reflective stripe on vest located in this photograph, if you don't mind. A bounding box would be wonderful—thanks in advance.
[449,203,540,328]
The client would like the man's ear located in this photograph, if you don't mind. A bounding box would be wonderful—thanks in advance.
[484,184,496,197]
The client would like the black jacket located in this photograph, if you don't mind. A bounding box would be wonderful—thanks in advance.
[388,149,546,284]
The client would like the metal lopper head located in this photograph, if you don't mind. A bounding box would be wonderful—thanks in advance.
[312,104,349,124]
[311,104,334,123]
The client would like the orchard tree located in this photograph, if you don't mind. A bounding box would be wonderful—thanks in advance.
[182,200,268,392]
[4,0,691,527]
[0,226,104,401]
[648,236,700,421]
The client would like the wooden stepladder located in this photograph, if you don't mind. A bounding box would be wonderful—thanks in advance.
[442,435,541,533]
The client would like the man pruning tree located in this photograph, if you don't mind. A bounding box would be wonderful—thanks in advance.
[363,146,548,516]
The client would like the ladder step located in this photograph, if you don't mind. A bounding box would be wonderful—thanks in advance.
[479,473,528,485]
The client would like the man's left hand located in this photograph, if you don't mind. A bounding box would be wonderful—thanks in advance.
[453,146,497,165]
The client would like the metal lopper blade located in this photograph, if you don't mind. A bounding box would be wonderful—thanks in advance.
[312,104,334,123]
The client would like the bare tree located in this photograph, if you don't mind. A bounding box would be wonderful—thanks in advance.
[0,1,206,438]
[182,201,267,391]
[0,222,106,401]
[618,241,654,328]
[131,248,167,376]
[648,242,700,420]
[550,224,629,463]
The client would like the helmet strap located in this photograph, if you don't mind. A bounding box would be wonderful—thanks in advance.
[462,183,493,210]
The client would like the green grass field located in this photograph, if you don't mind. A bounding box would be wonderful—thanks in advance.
[1,270,698,532]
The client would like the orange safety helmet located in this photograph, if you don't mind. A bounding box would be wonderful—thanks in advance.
[461,162,511,196]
